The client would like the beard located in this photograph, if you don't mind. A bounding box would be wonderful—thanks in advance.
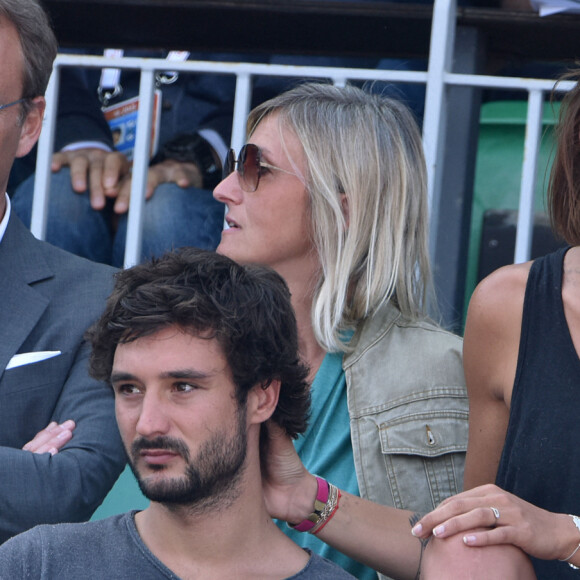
[128,402,248,512]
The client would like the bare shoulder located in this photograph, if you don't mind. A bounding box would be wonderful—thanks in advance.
[468,262,532,329]
[462,262,534,487]
[561,247,580,354]
[562,246,580,295]
[464,261,532,403]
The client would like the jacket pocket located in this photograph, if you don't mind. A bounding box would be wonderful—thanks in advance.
[377,408,468,511]
[0,350,74,446]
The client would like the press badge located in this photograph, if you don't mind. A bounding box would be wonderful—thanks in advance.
[102,90,162,162]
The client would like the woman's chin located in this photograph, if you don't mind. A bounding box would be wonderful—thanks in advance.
[216,241,248,264]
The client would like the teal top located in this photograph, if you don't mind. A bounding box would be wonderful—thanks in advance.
[277,350,377,580]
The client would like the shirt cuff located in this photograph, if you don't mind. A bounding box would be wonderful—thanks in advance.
[60,141,113,153]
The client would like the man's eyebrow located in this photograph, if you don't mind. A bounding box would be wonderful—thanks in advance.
[159,369,212,380]
[110,371,137,383]
[110,369,213,382]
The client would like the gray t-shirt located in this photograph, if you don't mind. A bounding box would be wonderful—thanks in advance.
[0,511,355,579]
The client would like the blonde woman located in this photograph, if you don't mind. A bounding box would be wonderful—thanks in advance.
[213,82,468,579]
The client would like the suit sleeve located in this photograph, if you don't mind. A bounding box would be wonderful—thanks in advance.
[54,66,114,151]
[0,340,126,544]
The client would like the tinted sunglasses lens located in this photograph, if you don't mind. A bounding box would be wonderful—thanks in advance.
[225,144,260,191]
[239,144,260,192]
[223,149,236,180]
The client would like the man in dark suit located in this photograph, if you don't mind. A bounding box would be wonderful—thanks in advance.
[0,0,125,543]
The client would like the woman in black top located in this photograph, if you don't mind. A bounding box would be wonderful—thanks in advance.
[412,70,580,577]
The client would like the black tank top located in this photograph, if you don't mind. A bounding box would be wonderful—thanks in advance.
[496,246,580,579]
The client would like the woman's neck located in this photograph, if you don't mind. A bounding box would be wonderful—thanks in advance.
[283,267,326,383]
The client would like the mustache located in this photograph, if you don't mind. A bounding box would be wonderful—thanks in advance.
[131,436,190,461]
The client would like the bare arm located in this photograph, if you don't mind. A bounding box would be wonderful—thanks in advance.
[462,263,530,489]
[261,422,422,580]
[413,483,580,569]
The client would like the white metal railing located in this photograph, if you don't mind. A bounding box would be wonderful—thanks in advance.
[31,0,574,270]
[424,0,574,267]
[33,57,429,267]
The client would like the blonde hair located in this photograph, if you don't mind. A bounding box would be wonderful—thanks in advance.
[248,83,431,352]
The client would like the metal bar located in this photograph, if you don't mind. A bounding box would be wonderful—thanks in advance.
[445,72,573,92]
[432,25,484,330]
[122,69,156,268]
[423,0,456,250]
[231,73,252,152]
[514,89,545,264]
[30,66,60,240]
[52,54,574,94]
[53,53,429,84]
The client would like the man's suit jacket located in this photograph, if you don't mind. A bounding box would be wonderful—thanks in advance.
[0,213,125,543]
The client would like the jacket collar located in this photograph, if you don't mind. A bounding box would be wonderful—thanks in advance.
[343,300,402,368]
[0,214,53,376]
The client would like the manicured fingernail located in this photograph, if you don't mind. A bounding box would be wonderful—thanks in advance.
[433,525,445,537]
[463,535,477,545]
[60,420,74,429]
[411,524,422,536]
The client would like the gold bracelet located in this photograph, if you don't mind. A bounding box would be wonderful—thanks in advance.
[310,483,340,535]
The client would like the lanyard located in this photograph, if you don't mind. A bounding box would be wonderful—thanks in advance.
[98,49,190,106]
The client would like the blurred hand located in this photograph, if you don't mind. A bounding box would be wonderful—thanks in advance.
[110,159,203,214]
[52,148,130,210]
[22,420,76,456]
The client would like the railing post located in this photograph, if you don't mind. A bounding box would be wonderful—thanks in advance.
[231,73,252,152]
[423,0,456,254]
[123,67,156,268]
[30,66,60,240]
[514,89,545,264]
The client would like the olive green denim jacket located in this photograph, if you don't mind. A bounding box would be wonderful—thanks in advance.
[343,301,468,519]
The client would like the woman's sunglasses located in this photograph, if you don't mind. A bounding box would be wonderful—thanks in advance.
[223,143,298,192]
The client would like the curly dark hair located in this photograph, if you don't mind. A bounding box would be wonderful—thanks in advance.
[86,248,310,438]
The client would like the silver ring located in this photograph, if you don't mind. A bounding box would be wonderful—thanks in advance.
[490,506,500,524]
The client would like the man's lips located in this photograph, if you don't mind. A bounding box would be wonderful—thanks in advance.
[139,449,181,465]
[131,436,190,465]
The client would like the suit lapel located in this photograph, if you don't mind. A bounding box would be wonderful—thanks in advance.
[0,215,53,377]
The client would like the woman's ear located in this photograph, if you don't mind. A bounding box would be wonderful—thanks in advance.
[16,97,45,158]
[248,379,281,425]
